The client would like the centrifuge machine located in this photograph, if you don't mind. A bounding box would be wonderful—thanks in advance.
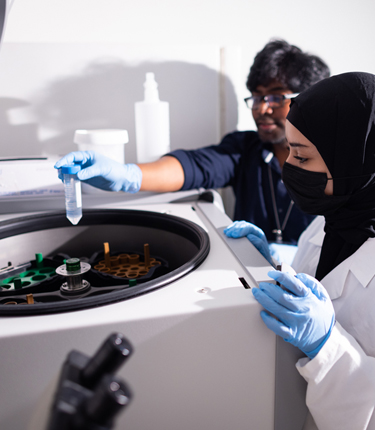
[0,183,308,430]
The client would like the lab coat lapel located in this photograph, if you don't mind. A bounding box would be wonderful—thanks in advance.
[308,227,325,247]
[347,238,375,288]
[320,237,375,300]
[320,262,349,300]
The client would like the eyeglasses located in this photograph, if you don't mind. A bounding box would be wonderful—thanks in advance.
[244,93,299,110]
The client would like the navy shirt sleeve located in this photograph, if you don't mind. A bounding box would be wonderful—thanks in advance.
[168,131,254,190]
[168,131,315,245]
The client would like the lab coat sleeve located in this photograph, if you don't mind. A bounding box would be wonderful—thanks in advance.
[296,323,375,430]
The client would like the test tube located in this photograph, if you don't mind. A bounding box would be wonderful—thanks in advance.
[60,164,82,225]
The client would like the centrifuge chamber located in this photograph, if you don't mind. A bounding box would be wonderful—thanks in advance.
[0,207,210,314]
[0,191,307,430]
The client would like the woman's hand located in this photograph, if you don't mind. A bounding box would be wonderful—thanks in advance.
[253,270,335,358]
[224,221,273,265]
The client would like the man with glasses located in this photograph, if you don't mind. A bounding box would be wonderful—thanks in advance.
[55,39,330,246]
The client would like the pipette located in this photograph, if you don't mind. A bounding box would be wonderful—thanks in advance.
[60,164,82,225]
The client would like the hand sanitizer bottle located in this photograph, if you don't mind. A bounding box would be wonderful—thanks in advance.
[135,73,170,163]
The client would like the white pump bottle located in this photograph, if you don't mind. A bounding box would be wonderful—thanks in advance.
[135,73,170,163]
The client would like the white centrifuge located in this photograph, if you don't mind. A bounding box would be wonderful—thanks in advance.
[0,158,307,430]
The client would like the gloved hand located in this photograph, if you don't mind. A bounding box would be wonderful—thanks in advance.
[224,221,273,265]
[253,270,335,359]
[54,151,142,193]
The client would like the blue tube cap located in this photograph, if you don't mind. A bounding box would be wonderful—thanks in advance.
[60,164,82,174]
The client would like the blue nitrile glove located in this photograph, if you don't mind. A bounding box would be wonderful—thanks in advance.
[224,221,273,265]
[253,271,335,359]
[54,151,142,193]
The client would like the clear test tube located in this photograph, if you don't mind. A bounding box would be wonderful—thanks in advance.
[60,164,82,225]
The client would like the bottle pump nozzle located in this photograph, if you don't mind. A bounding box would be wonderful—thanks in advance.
[144,72,160,103]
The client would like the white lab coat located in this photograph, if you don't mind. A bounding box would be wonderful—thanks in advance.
[291,216,375,430]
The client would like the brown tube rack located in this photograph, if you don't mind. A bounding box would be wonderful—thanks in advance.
[93,242,161,279]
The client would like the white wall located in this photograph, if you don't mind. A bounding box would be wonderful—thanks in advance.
[1,0,375,160]
[0,43,225,159]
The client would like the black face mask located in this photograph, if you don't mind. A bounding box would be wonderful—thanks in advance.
[282,162,349,216]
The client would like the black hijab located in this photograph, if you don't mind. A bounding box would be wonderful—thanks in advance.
[287,72,375,280]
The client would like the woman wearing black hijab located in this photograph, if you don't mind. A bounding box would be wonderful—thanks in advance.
[225,72,375,429]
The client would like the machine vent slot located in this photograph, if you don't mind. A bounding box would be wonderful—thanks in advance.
[239,277,251,289]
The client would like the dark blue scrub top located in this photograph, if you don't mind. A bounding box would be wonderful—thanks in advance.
[169,130,315,245]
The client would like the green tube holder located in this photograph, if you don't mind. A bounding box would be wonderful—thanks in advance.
[0,254,56,290]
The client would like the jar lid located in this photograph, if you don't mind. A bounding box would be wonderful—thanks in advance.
[60,164,82,174]
[74,129,129,145]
